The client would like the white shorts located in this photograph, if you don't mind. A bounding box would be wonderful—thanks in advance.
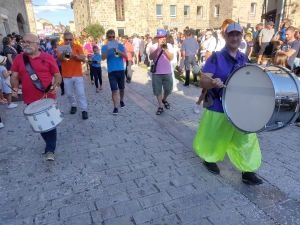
[1,77,12,93]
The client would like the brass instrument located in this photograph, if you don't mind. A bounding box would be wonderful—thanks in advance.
[114,48,119,57]
[161,43,168,50]
[64,52,71,61]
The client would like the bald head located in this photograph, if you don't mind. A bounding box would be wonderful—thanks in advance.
[23,33,39,42]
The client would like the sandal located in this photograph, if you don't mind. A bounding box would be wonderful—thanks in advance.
[156,107,164,115]
[162,100,170,109]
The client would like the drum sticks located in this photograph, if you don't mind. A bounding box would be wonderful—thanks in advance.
[200,71,227,88]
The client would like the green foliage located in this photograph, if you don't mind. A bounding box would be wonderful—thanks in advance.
[85,23,105,40]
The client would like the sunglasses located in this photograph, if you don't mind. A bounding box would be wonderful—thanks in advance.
[108,36,115,39]
[64,39,73,41]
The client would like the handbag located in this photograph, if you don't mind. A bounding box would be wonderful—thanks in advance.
[23,54,51,93]
[150,50,164,73]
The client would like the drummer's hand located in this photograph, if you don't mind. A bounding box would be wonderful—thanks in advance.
[212,78,224,88]
[49,85,59,94]
[12,88,18,98]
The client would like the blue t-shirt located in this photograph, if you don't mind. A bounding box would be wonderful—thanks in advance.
[91,53,102,67]
[202,47,249,113]
[101,43,125,73]
[47,47,61,66]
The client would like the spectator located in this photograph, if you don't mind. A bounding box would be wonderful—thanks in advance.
[2,36,17,70]
[257,21,275,64]
[132,33,141,66]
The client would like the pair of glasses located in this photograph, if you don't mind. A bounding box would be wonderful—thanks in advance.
[108,36,115,39]
[21,41,39,45]
[64,39,73,41]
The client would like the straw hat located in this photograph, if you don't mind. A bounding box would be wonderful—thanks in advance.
[0,55,7,65]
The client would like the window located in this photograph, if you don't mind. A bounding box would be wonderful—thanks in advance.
[156,5,162,17]
[117,28,125,37]
[170,5,176,18]
[115,0,125,21]
[214,5,219,17]
[250,3,256,15]
[184,6,190,18]
[197,6,203,18]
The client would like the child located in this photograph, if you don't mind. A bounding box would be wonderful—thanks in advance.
[244,33,253,60]
[0,77,7,103]
[274,53,291,70]
[89,46,102,93]
[0,56,18,109]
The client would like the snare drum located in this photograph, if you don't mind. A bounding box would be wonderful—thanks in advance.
[24,98,63,133]
[222,65,300,133]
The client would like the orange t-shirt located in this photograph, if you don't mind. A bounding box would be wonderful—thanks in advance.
[59,44,84,78]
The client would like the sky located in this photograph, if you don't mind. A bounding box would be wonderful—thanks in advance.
[32,0,74,26]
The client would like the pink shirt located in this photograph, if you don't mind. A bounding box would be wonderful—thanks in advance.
[84,43,98,56]
[150,43,174,75]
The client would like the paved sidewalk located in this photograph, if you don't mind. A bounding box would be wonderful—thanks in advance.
[0,64,299,225]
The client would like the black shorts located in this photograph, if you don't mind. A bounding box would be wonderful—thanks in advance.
[259,42,273,55]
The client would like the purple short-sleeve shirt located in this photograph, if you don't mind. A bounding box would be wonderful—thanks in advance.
[202,47,248,113]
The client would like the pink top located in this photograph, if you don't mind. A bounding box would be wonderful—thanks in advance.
[84,43,98,56]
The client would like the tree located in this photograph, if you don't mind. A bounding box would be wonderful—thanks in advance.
[84,23,105,40]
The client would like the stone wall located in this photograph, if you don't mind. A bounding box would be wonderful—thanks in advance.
[25,0,37,34]
[0,0,29,50]
[72,0,90,36]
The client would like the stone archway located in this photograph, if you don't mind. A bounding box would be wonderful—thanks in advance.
[17,13,25,36]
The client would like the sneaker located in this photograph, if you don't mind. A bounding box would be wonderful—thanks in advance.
[61,92,65,96]
[113,108,118,115]
[91,80,94,85]
[203,161,220,174]
[82,111,88,120]
[172,87,178,92]
[100,85,103,90]
[242,172,263,185]
[45,152,55,161]
[194,104,200,114]
[183,84,189,87]
[0,122,4,129]
[120,101,125,108]
[7,103,18,109]
[96,88,100,93]
[70,106,77,114]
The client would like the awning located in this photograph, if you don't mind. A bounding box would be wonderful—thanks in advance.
[261,9,277,22]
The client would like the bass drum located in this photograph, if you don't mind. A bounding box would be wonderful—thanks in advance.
[222,65,300,133]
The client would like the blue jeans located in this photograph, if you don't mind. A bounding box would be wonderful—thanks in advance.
[41,128,57,153]
[91,66,102,88]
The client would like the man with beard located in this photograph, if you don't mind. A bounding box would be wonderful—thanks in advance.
[10,33,62,161]
[193,23,263,185]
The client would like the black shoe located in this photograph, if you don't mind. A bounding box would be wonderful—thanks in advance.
[183,84,189,87]
[70,106,77,114]
[61,92,65,96]
[120,101,125,108]
[203,161,220,174]
[82,111,88,120]
[113,108,118,115]
[242,172,263,185]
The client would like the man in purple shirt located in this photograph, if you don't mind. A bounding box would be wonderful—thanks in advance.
[193,23,263,185]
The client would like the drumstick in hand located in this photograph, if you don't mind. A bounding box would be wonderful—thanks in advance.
[200,71,226,88]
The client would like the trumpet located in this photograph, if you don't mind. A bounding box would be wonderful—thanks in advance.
[64,52,71,61]
[161,43,168,50]
[114,48,119,57]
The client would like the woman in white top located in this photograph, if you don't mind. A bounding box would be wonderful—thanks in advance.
[167,35,179,91]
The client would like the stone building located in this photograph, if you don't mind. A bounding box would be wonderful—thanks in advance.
[0,0,29,49]
[71,0,264,37]
[25,0,37,34]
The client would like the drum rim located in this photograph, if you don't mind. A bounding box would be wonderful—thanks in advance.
[222,64,277,133]
[24,99,57,116]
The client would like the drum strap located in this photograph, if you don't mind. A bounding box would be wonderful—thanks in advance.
[23,54,50,93]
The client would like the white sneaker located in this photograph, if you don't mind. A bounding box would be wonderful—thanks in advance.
[194,104,200,114]
[0,122,4,129]
[7,103,18,109]
[18,89,22,94]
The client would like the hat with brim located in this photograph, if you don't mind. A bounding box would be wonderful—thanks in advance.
[0,55,7,65]
[156,29,167,38]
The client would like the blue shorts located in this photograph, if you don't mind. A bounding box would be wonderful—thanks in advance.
[108,70,125,91]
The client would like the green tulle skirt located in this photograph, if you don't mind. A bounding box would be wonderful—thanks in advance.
[193,109,261,172]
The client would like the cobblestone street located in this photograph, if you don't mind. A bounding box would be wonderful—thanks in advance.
[0,65,300,225]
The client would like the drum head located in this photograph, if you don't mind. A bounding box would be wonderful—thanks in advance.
[222,65,275,133]
[24,98,55,114]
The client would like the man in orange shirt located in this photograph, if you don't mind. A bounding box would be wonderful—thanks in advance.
[122,36,134,83]
[57,32,88,120]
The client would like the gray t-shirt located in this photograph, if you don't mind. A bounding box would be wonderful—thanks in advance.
[281,40,300,70]
[259,28,275,43]
[181,37,199,56]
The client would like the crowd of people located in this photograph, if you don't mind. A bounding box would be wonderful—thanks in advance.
[0,18,299,186]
